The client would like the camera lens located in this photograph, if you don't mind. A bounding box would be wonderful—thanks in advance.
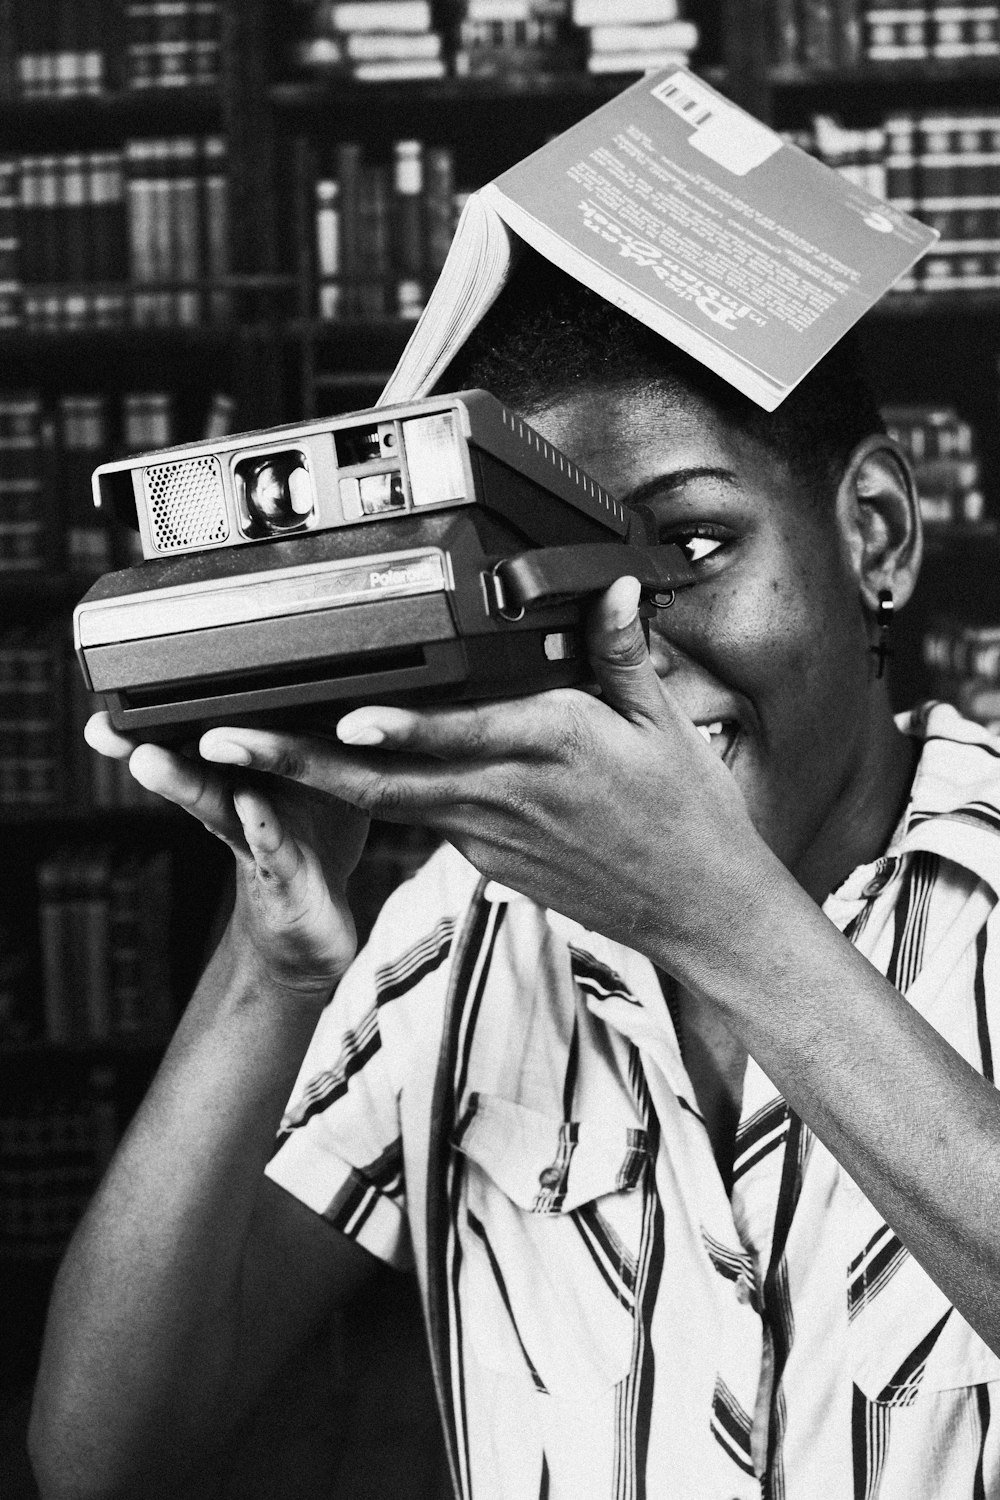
[241,453,313,533]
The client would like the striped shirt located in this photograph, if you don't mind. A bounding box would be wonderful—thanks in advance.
[266,702,1000,1500]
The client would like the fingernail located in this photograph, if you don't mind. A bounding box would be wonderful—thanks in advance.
[337,720,386,747]
[608,576,642,630]
[201,739,252,765]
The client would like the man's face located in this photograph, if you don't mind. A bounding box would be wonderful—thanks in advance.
[530,382,879,885]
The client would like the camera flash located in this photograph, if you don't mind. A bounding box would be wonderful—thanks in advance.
[403,413,466,507]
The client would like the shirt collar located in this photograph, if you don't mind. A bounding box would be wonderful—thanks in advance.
[891,701,1000,897]
[828,701,1000,912]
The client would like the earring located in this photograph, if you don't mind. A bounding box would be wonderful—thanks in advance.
[871,589,894,680]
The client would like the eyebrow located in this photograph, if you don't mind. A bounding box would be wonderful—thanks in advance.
[622,466,739,508]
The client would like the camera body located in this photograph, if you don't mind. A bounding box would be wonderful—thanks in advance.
[74,389,695,742]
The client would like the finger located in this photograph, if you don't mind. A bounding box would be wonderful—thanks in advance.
[586,577,674,729]
[232,787,305,884]
[129,743,249,853]
[84,710,136,761]
[334,698,555,761]
[201,725,467,820]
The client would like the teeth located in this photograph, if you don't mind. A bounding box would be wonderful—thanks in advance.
[696,721,725,743]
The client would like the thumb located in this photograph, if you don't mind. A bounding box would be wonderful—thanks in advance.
[586,576,671,727]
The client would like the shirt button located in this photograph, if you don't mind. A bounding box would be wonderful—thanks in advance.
[735,1274,753,1305]
[538,1166,561,1189]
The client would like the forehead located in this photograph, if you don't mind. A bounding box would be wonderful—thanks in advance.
[527,382,800,505]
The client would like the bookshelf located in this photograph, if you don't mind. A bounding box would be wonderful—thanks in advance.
[2,0,1000,1493]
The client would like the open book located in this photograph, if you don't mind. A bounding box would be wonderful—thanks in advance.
[380,67,937,412]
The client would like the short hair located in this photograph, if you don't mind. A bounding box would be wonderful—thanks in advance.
[440,248,887,503]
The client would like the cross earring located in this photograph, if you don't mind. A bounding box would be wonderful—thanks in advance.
[871,589,894,680]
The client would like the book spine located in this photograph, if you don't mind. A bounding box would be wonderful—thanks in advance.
[423,144,455,279]
[59,393,111,572]
[335,140,363,320]
[0,154,21,328]
[931,5,1000,58]
[170,135,200,323]
[202,134,228,321]
[864,6,930,59]
[0,0,15,101]
[315,175,341,320]
[38,850,72,1043]
[125,138,157,323]
[79,844,112,1043]
[836,0,865,63]
[800,0,838,65]
[0,391,46,573]
[392,139,424,319]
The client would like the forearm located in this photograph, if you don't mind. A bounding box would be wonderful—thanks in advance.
[30,918,335,1498]
[657,851,1000,1351]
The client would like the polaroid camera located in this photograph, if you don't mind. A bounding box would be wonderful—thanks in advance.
[74,389,695,742]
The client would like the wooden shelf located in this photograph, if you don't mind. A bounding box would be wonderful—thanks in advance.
[0,1038,165,1061]
[0,805,187,830]
[874,290,1000,318]
[0,84,221,135]
[922,522,1000,556]
[770,57,1000,89]
[0,571,96,608]
[272,68,725,112]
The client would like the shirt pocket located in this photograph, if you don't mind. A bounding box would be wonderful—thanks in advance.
[847,1221,1000,1403]
[452,1090,651,1402]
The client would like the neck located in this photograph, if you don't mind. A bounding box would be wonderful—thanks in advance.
[793,694,919,905]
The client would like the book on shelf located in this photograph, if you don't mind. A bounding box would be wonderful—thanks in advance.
[36,843,175,1047]
[767,1,1000,68]
[380,66,936,413]
[570,0,683,22]
[314,138,458,322]
[883,402,990,527]
[0,138,227,332]
[59,394,113,574]
[864,3,1000,61]
[0,391,51,574]
[799,109,1000,292]
[124,1,221,90]
[581,15,699,75]
[7,0,111,101]
[292,0,446,79]
[0,620,66,809]
[922,617,1000,733]
[125,135,230,327]
[454,14,581,80]
[0,1067,117,1262]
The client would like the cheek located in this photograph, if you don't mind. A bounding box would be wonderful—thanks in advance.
[675,562,864,728]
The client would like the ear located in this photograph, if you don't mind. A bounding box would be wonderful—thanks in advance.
[835,434,923,612]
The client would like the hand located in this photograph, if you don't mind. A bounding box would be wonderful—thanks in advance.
[84,714,368,995]
[190,579,769,968]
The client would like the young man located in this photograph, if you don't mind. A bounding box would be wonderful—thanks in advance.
[30,255,1000,1500]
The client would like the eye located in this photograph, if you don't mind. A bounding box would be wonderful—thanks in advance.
[679,534,724,564]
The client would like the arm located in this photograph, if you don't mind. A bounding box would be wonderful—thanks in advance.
[183,581,1000,1358]
[29,726,376,1500]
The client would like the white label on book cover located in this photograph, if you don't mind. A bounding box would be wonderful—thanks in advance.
[651,73,781,177]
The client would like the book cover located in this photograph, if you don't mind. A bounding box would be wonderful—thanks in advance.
[382,67,937,412]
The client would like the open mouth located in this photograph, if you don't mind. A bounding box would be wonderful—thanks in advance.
[695,720,739,762]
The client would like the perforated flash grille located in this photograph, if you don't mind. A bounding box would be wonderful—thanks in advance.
[144,455,228,552]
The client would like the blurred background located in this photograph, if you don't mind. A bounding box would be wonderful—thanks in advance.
[2,0,999,1493]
